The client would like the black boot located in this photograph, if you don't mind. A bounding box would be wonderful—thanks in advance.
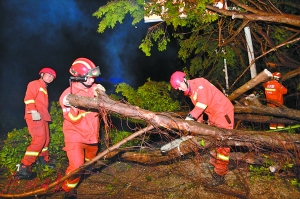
[211,171,225,186]
[64,188,77,199]
[15,163,36,180]
[37,156,56,169]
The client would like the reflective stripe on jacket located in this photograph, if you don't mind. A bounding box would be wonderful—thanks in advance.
[24,79,51,121]
[262,80,287,105]
[187,78,234,128]
[59,84,100,144]
[217,153,229,161]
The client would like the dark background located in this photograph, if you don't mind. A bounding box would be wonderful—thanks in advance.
[0,0,180,136]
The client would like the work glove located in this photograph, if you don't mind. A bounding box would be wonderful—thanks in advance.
[93,84,106,96]
[31,110,41,121]
[63,94,71,107]
[185,113,195,121]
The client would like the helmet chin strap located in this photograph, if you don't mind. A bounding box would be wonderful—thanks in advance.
[81,82,92,88]
[183,79,191,96]
[184,78,189,88]
[40,74,48,86]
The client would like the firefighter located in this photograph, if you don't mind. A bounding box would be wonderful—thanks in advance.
[262,72,287,129]
[59,58,105,193]
[170,71,234,186]
[16,67,56,180]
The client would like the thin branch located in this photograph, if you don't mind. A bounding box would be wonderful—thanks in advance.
[0,126,154,198]
[230,37,300,90]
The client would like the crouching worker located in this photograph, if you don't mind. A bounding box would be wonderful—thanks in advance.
[59,58,106,193]
[170,71,234,186]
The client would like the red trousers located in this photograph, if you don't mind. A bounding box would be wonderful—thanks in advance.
[209,147,230,176]
[62,142,98,192]
[21,119,50,166]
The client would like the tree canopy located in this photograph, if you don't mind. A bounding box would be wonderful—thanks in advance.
[93,0,300,108]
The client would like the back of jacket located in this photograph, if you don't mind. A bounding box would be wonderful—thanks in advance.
[24,79,51,121]
[263,80,287,105]
[188,78,234,123]
[59,84,100,144]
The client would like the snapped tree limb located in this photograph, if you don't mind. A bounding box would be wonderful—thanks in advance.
[66,91,300,151]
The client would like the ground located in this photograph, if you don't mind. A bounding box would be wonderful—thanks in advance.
[1,154,300,199]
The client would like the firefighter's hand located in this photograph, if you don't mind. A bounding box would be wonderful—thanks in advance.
[31,110,41,121]
[63,95,71,107]
[185,114,195,121]
[93,84,106,96]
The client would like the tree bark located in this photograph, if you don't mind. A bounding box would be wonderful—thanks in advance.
[228,69,273,101]
[234,104,300,121]
[66,92,300,151]
[206,2,300,27]
[234,114,299,125]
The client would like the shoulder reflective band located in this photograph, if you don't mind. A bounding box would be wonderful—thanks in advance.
[39,87,48,95]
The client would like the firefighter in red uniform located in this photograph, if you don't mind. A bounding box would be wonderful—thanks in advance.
[59,58,105,193]
[16,68,56,180]
[262,72,287,129]
[170,71,234,186]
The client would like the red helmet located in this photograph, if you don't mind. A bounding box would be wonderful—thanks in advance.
[39,67,56,78]
[69,58,101,77]
[170,71,186,89]
[273,72,282,80]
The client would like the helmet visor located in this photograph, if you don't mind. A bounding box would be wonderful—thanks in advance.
[86,66,101,77]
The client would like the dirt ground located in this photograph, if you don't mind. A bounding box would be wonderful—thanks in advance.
[1,154,300,199]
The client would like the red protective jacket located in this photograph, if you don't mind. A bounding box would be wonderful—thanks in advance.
[59,84,100,144]
[187,78,233,176]
[263,80,287,106]
[22,78,51,166]
[24,79,51,121]
[187,78,234,129]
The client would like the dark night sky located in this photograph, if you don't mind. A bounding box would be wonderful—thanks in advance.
[0,0,180,135]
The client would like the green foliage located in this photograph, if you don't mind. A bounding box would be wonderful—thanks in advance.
[93,0,144,33]
[139,24,170,56]
[249,158,300,188]
[145,175,152,181]
[0,101,67,179]
[139,38,153,56]
[290,178,300,188]
[48,102,67,164]
[115,79,181,112]
[249,165,274,181]
[0,127,31,174]
[93,0,300,95]
[108,80,180,148]
[109,129,141,147]
[270,26,293,46]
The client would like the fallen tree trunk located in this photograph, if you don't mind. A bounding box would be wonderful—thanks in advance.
[228,69,273,101]
[234,104,300,121]
[234,114,299,125]
[66,92,300,151]
[121,149,280,167]
[233,93,300,123]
